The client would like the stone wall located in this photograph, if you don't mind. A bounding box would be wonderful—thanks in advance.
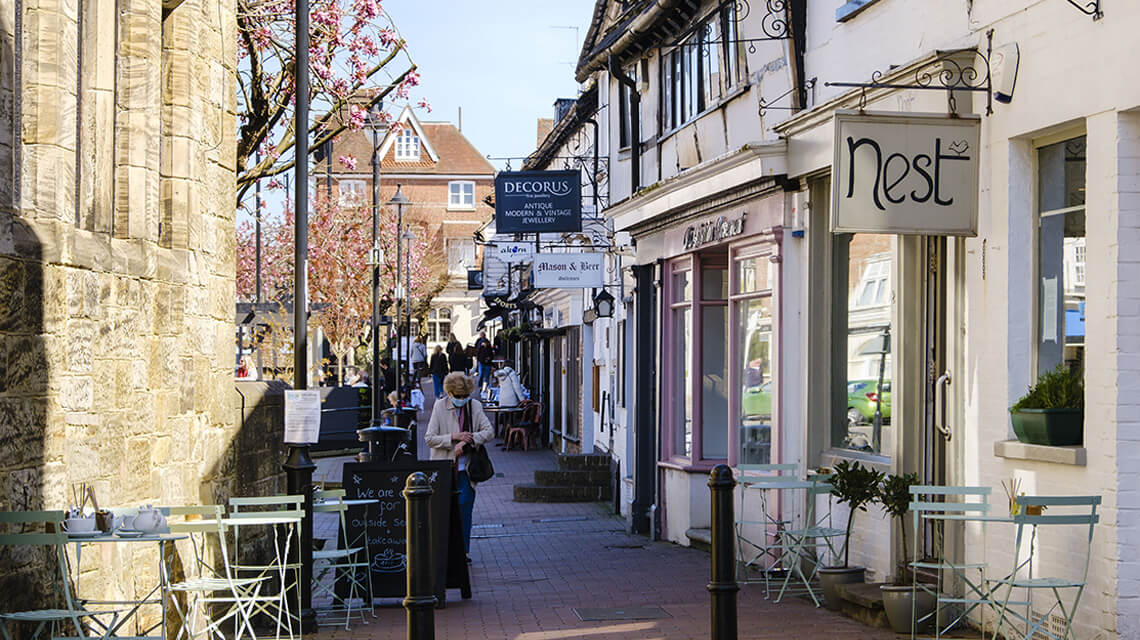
[0,0,283,624]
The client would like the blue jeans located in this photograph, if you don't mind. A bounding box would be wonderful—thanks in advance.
[457,470,475,554]
[477,362,492,388]
[432,373,444,398]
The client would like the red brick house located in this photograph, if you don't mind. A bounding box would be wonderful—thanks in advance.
[324,106,495,348]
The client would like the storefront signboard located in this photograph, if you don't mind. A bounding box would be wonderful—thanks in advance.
[533,253,604,288]
[495,242,534,263]
[832,111,980,236]
[494,170,582,233]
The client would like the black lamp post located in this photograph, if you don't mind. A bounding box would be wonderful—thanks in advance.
[367,104,386,427]
[387,185,410,398]
[402,225,415,393]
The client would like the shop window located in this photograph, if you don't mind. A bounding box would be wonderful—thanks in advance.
[1037,136,1086,376]
[700,261,728,458]
[734,249,774,464]
[831,233,894,456]
[670,264,693,457]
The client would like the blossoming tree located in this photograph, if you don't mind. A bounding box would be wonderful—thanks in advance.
[235,0,426,206]
[238,195,449,384]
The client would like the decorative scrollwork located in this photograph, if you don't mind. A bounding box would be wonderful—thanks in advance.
[757,77,816,117]
[1065,0,1102,19]
[760,0,789,40]
[825,37,995,115]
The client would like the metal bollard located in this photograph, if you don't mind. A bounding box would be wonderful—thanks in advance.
[708,464,738,640]
[403,472,437,640]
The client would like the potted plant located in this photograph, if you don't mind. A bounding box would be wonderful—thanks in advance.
[877,472,936,633]
[1009,364,1084,446]
[819,460,884,611]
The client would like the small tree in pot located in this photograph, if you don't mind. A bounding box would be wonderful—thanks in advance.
[819,460,884,611]
[877,472,936,633]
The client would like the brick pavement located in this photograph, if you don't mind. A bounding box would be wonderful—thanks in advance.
[311,381,891,639]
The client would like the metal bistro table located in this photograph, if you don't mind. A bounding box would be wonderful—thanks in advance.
[63,531,187,639]
[482,405,526,443]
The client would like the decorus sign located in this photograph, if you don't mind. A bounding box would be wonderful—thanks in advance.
[832,111,980,236]
[494,170,582,234]
[533,253,604,288]
[683,213,746,250]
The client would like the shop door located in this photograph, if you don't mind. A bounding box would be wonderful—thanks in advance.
[566,327,581,440]
[920,236,960,561]
[552,336,564,438]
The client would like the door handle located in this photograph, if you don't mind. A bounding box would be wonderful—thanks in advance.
[935,371,952,441]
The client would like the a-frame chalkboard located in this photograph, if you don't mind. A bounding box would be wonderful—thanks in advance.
[342,460,454,603]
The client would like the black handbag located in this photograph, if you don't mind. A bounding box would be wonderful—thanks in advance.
[466,444,495,483]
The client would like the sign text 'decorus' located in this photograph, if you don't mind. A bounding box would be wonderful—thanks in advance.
[494,170,582,234]
[832,111,980,236]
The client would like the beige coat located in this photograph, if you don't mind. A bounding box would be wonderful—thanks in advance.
[424,397,495,463]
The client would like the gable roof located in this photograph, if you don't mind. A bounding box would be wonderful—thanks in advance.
[575,0,702,83]
[329,106,495,176]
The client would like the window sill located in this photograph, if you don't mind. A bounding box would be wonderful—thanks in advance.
[993,440,1086,466]
[836,0,881,22]
[658,459,726,473]
[446,205,476,212]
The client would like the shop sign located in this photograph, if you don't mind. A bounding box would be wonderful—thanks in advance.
[494,170,582,233]
[533,253,604,288]
[682,213,746,250]
[495,242,534,263]
[832,111,980,236]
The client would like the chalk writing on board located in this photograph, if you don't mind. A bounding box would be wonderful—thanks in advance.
[372,548,407,573]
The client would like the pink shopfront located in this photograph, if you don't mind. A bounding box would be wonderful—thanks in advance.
[641,187,787,542]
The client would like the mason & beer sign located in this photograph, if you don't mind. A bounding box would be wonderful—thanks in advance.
[494,170,582,234]
[832,111,980,236]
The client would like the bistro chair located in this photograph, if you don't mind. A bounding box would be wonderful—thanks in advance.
[735,463,799,598]
[990,495,1100,640]
[775,473,847,607]
[506,402,542,451]
[164,505,266,640]
[228,495,305,640]
[311,489,372,629]
[908,485,994,639]
[0,510,123,640]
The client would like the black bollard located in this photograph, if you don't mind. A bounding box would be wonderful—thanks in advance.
[403,472,437,640]
[708,464,738,640]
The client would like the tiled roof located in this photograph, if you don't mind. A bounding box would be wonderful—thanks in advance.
[330,122,495,177]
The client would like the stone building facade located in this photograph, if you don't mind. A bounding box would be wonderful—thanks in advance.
[0,0,281,615]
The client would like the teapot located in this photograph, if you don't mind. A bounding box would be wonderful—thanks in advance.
[129,505,167,533]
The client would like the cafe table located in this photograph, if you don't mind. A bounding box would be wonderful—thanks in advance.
[482,405,526,442]
[62,531,187,639]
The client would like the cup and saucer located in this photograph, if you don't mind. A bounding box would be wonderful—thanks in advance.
[115,529,145,538]
[63,518,101,537]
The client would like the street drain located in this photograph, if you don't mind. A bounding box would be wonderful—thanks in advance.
[572,607,670,621]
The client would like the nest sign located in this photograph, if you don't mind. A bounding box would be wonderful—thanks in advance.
[832,111,980,236]
[495,170,582,234]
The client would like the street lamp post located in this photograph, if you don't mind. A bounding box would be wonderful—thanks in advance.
[387,185,410,400]
[368,105,386,427]
[402,226,415,392]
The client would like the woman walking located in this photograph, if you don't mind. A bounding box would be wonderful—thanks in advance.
[424,373,494,560]
[429,346,449,399]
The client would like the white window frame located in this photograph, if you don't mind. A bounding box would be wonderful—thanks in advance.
[338,180,366,206]
[395,129,420,161]
[448,181,475,210]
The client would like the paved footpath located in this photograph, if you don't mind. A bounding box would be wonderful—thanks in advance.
[313,384,892,639]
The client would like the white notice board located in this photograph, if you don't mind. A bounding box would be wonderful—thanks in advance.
[284,389,322,445]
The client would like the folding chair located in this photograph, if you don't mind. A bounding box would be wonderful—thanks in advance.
[228,496,305,640]
[0,510,123,640]
[908,485,994,639]
[735,463,799,598]
[507,402,542,451]
[990,495,1100,640]
[776,474,847,607]
[164,505,266,640]
[312,490,371,629]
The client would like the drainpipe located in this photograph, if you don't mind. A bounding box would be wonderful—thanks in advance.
[609,56,641,195]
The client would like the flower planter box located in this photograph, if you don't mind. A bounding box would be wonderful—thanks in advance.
[1011,408,1082,446]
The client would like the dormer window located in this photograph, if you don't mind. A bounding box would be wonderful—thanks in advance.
[395,128,420,161]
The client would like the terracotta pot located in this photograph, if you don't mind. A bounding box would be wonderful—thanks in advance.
[818,566,864,611]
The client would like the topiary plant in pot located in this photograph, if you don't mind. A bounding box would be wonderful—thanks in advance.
[819,460,885,611]
[877,472,936,633]
[1009,364,1084,446]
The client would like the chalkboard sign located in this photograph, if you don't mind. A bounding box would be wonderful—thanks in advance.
[342,461,453,601]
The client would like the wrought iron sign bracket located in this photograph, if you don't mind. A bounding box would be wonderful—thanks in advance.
[758,78,816,117]
[661,0,791,54]
[1065,0,1102,20]
[824,31,995,116]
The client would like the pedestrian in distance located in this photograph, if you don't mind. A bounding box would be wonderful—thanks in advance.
[424,373,494,560]
[411,334,428,380]
[446,333,465,372]
[429,345,449,399]
[474,330,494,391]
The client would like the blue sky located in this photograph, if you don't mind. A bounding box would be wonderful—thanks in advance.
[384,0,597,168]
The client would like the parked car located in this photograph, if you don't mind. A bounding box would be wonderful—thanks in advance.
[742,381,772,418]
[847,379,891,425]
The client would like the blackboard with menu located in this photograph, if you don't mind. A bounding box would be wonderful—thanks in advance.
[342,461,454,602]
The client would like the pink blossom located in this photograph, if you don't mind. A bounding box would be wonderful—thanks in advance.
[417,99,432,113]
[348,104,367,130]
[338,155,357,170]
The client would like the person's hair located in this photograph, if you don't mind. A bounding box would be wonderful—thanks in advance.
[433,345,442,353]
[443,372,476,397]
[449,332,457,342]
